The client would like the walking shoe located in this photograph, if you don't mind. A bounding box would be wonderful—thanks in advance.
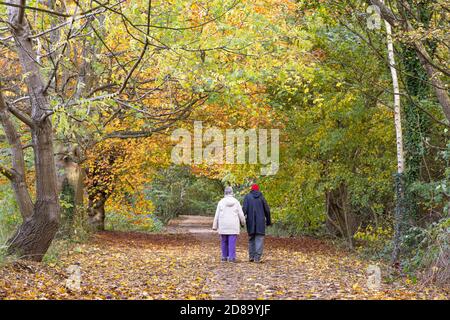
[221,257,227,262]
[228,258,237,263]
[249,258,254,262]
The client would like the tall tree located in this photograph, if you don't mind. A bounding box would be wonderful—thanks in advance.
[383,6,405,264]
[1,1,60,261]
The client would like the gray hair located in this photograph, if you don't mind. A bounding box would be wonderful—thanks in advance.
[224,186,234,196]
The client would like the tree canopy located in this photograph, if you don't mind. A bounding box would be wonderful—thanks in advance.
[0,0,449,289]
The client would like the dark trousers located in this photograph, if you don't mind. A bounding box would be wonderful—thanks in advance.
[248,234,264,261]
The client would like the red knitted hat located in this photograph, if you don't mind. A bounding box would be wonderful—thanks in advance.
[251,184,259,191]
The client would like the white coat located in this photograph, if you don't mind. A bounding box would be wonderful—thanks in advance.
[212,195,246,235]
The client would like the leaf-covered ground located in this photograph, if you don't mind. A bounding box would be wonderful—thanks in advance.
[0,216,448,300]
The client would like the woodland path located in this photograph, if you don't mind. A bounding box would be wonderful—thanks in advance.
[0,215,448,300]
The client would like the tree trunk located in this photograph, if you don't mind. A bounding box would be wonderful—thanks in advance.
[413,42,450,122]
[325,184,359,248]
[55,144,85,237]
[6,1,60,261]
[87,194,107,231]
[383,14,406,265]
[7,116,60,261]
[0,89,34,219]
[84,145,124,231]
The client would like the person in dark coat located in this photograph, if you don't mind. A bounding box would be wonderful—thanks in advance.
[243,184,271,262]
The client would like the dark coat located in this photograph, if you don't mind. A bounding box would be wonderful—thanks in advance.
[243,190,271,235]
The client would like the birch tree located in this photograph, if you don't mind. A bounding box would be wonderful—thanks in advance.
[383,11,405,265]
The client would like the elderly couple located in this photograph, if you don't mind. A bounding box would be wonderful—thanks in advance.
[212,184,271,263]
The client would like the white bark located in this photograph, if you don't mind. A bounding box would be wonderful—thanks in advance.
[382,1,406,264]
[384,19,404,174]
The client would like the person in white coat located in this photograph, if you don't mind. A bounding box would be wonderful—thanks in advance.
[212,186,246,262]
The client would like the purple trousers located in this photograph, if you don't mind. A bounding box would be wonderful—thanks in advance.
[220,235,237,260]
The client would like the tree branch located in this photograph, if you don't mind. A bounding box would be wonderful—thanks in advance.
[7,104,34,127]
[369,0,402,26]
[0,0,110,18]
[104,95,207,139]
[103,119,179,139]
[368,0,450,122]
[0,164,14,180]
[0,1,72,18]
[118,0,151,94]
[0,86,33,218]
[18,0,25,24]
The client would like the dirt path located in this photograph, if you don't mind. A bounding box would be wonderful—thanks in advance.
[0,215,448,300]
[164,215,246,299]
[165,215,215,236]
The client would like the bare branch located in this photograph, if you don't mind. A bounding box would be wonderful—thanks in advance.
[42,11,79,94]
[7,104,34,127]
[118,0,151,94]
[104,119,180,139]
[28,8,105,40]
[10,95,29,105]
[104,95,208,139]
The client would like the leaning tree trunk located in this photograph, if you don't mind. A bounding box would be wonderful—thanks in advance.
[6,1,60,261]
[7,111,60,261]
[0,91,34,219]
[7,115,60,261]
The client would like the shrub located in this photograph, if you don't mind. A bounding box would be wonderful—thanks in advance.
[404,218,450,286]
[354,224,393,259]
[105,211,164,233]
